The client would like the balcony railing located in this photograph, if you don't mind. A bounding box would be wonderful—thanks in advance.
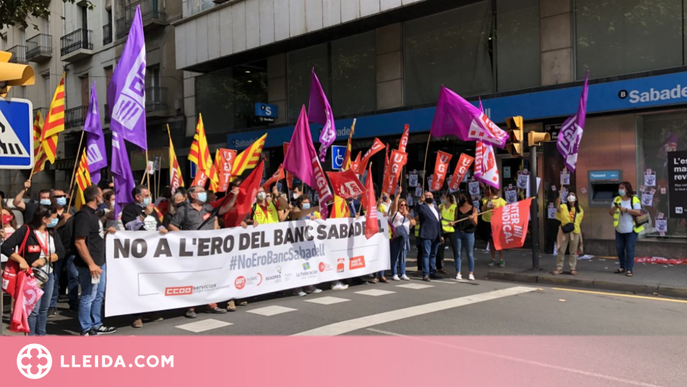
[60,29,93,57]
[7,45,28,64]
[65,106,88,129]
[103,24,113,45]
[115,17,130,40]
[26,34,52,62]
[146,86,168,112]
[127,0,167,25]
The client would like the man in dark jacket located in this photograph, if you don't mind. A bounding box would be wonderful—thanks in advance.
[121,185,167,233]
[414,191,443,281]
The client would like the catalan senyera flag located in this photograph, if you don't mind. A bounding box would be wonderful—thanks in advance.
[230,133,267,181]
[188,114,218,190]
[168,125,184,194]
[342,119,356,171]
[330,195,351,219]
[74,150,92,210]
[32,110,48,174]
[41,73,66,164]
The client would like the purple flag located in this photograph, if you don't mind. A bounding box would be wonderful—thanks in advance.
[108,5,147,150]
[430,86,508,148]
[308,68,336,162]
[556,72,589,172]
[111,131,135,220]
[284,106,333,219]
[84,82,106,184]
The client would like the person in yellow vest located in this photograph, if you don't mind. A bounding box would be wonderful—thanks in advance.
[291,195,323,296]
[436,192,458,275]
[552,191,584,275]
[244,187,289,227]
[481,186,507,267]
[608,181,644,277]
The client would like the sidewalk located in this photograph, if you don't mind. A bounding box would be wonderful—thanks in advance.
[406,247,687,299]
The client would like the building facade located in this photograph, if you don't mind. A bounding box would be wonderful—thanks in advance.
[174,0,687,256]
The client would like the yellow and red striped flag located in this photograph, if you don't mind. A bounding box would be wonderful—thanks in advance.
[74,149,91,209]
[168,125,184,194]
[342,119,356,171]
[330,195,351,219]
[32,110,48,174]
[230,133,267,181]
[41,73,65,164]
[188,114,218,190]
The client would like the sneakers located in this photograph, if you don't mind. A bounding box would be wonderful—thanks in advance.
[487,259,496,267]
[48,307,57,317]
[468,274,475,281]
[392,275,400,281]
[294,290,307,297]
[312,288,322,294]
[94,326,117,335]
[185,309,197,319]
[132,318,143,329]
[210,306,228,314]
[304,286,322,294]
[401,275,410,281]
[499,260,506,268]
[332,282,349,290]
[422,276,431,282]
[456,274,463,280]
[81,329,98,336]
[227,300,237,312]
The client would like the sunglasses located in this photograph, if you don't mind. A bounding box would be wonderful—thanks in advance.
[54,195,66,198]
[399,204,407,207]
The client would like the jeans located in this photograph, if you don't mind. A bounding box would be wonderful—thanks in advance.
[455,232,475,273]
[615,231,638,272]
[50,254,79,308]
[28,272,54,336]
[421,237,440,277]
[77,263,106,332]
[390,237,408,276]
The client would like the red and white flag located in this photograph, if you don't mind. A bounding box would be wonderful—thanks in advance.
[448,153,475,191]
[383,150,408,194]
[326,169,365,199]
[262,164,285,191]
[430,151,453,192]
[399,124,410,153]
[361,164,379,240]
[382,145,390,193]
[216,148,237,192]
[474,141,500,189]
[491,198,532,251]
[356,138,386,175]
[350,152,362,175]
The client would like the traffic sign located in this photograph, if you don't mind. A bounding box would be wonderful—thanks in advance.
[331,145,346,170]
[0,97,33,169]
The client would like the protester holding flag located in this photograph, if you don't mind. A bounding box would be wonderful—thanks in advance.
[436,192,458,275]
[291,195,324,297]
[414,191,443,281]
[553,191,584,276]
[609,182,644,277]
[387,186,414,281]
[455,192,478,281]
[481,186,507,267]
[244,187,289,227]
[13,180,51,224]
[48,188,78,317]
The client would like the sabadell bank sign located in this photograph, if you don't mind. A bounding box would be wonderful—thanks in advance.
[622,84,687,104]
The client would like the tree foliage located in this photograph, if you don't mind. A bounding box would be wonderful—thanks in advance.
[0,0,94,30]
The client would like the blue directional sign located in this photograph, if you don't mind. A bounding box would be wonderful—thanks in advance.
[0,97,33,169]
[331,145,346,170]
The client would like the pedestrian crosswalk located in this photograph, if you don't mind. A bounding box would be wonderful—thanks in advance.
[176,319,232,333]
[247,306,297,317]
[305,296,350,305]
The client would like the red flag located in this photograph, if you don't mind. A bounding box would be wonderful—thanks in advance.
[326,169,365,199]
[381,145,390,193]
[262,164,285,191]
[216,148,237,192]
[430,151,453,191]
[221,160,265,228]
[399,124,409,153]
[383,150,408,194]
[191,170,210,188]
[283,142,294,190]
[361,165,379,240]
[350,152,362,175]
[474,141,500,189]
[448,153,475,191]
[357,138,386,174]
[491,198,533,251]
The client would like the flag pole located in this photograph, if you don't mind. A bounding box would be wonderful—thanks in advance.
[67,131,86,199]
[421,133,431,193]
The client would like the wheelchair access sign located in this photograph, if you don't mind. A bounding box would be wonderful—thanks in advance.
[331,145,346,170]
[0,97,33,169]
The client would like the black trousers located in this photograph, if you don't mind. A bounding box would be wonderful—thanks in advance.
[436,232,457,270]
[416,239,424,272]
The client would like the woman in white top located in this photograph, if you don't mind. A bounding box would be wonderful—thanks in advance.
[388,186,416,281]
[608,181,644,277]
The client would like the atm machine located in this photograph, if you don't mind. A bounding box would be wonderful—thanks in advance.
[588,170,622,207]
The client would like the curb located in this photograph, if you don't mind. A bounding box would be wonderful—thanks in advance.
[486,270,686,299]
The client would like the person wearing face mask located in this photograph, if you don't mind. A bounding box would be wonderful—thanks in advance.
[455,192,478,280]
[1,207,18,262]
[47,188,79,317]
[414,191,443,281]
[290,196,324,296]
[436,192,458,275]
[481,186,507,267]
[2,205,65,336]
[553,190,584,276]
[163,191,187,229]
[388,186,415,281]
[609,181,644,277]
[13,179,52,224]
[122,185,168,233]
[243,187,289,228]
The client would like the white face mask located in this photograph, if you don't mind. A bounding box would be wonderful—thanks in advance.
[257,192,266,201]
[568,195,576,203]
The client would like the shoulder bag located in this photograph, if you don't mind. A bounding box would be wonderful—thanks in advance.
[1,226,31,297]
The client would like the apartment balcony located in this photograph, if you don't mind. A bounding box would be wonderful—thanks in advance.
[117,0,167,39]
[146,86,172,117]
[65,106,88,130]
[60,29,93,62]
[26,34,52,63]
[103,24,113,45]
[7,45,28,64]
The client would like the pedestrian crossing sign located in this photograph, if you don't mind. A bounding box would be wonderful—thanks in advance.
[0,97,33,169]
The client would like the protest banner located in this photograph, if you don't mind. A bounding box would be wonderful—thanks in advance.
[490,198,533,251]
[105,217,390,316]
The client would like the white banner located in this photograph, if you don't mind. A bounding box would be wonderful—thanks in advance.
[105,217,390,316]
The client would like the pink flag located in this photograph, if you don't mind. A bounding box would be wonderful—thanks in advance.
[474,141,500,189]
[556,71,589,172]
[284,106,333,218]
[308,68,336,162]
[430,86,508,148]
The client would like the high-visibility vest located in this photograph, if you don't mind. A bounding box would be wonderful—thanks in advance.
[612,196,644,233]
[440,204,456,233]
[253,202,280,224]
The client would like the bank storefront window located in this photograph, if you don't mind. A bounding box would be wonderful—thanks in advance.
[637,112,687,239]
[576,0,684,80]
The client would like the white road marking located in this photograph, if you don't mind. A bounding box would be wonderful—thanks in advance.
[175,319,232,333]
[355,289,396,297]
[396,283,434,290]
[293,286,537,336]
[247,306,297,316]
[305,296,351,305]
[432,280,457,285]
